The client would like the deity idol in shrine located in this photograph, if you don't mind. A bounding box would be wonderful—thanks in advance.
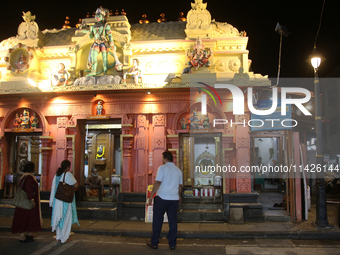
[20,109,30,129]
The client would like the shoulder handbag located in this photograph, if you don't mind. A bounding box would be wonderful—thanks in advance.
[55,172,74,203]
[12,176,33,210]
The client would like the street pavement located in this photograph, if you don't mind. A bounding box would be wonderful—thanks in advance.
[1,231,340,255]
[0,207,339,240]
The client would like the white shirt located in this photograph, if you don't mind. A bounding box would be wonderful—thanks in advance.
[60,172,77,186]
[155,162,182,200]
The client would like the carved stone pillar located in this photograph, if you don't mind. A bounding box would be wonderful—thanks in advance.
[39,136,53,191]
[121,115,134,192]
[221,134,234,194]
[235,115,251,193]
[56,117,68,165]
[135,115,147,192]
[152,115,166,182]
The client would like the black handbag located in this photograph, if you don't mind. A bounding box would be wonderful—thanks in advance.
[55,173,74,203]
[12,176,33,210]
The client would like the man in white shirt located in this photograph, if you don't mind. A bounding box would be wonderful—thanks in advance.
[146,151,182,250]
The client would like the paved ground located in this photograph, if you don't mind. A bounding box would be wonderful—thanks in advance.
[0,208,339,240]
[1,231,340,255]
[0,194,339,240]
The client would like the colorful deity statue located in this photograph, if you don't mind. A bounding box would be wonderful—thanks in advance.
[86,7,122,76]
[122,59,142,84]
[14,113,21,128]
[189,108,202,129]
[202,113,211,129]
[50,63,70,86]
[20,109,30,129]
[30,112,39,128]
[96,101,103,115]
[186,37,211,71]
[180,116,187,129]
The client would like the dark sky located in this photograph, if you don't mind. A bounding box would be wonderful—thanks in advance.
[0,0,338,79]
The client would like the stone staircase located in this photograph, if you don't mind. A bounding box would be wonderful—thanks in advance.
[178,202,224,222]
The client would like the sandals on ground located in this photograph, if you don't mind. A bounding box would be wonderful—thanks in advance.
[19,235,34,243]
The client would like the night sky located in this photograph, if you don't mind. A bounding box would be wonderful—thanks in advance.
[0,0,338,79]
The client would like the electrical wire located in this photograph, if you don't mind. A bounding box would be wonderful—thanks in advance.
[314,0,326,49]
[273,31,283,87]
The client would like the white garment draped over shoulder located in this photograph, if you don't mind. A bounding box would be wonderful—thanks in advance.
[49,172,77,232]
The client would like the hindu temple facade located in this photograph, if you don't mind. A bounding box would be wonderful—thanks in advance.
[0,1,296,222]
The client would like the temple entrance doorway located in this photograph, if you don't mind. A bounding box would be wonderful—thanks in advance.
[7,134,42,175]
[180,133,222,204]
[3,133,42,198]
[82,122,121,202]
[250,133,289,220]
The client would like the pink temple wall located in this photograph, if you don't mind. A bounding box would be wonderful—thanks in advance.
[0,91,251,194]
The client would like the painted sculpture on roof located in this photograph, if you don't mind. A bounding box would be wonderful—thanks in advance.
[86,7,122,76]
[183,37,211,73]
[122,58,142,84]
[4,43,34,74]
[17,11,39,40]
[186,0,212,30]
[50,63,70,86]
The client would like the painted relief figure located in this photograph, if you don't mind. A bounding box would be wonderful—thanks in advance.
[15,52,28,70]
[180,116,187,129]
[20,109,30,129]
[202,114,211,129]
[122,58,142,84]
[50,63,70,86]
[14,113,21,128]
[30,112,39,128]
[87,7,122,76]
[185,37,211,72]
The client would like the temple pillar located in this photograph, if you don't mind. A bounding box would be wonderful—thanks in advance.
[66,120,77,176]
[39,136,53,191]
[121,121,133,192]
[56,117,68,165]
[135,114,147,192]
[221,134,234,194]
[235,115,251,193]
[152,115,166,182]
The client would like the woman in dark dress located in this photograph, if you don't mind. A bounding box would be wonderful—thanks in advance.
[12,161,42,242]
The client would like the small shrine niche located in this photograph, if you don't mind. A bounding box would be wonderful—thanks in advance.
[178,106,213,131]
[12,109,40,131]
[5,43,34,74]
[94,99,105,116]
[87,99,109,120]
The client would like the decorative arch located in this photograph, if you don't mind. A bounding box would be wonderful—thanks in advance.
[172,101,227,130]
[0,104,49,137]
